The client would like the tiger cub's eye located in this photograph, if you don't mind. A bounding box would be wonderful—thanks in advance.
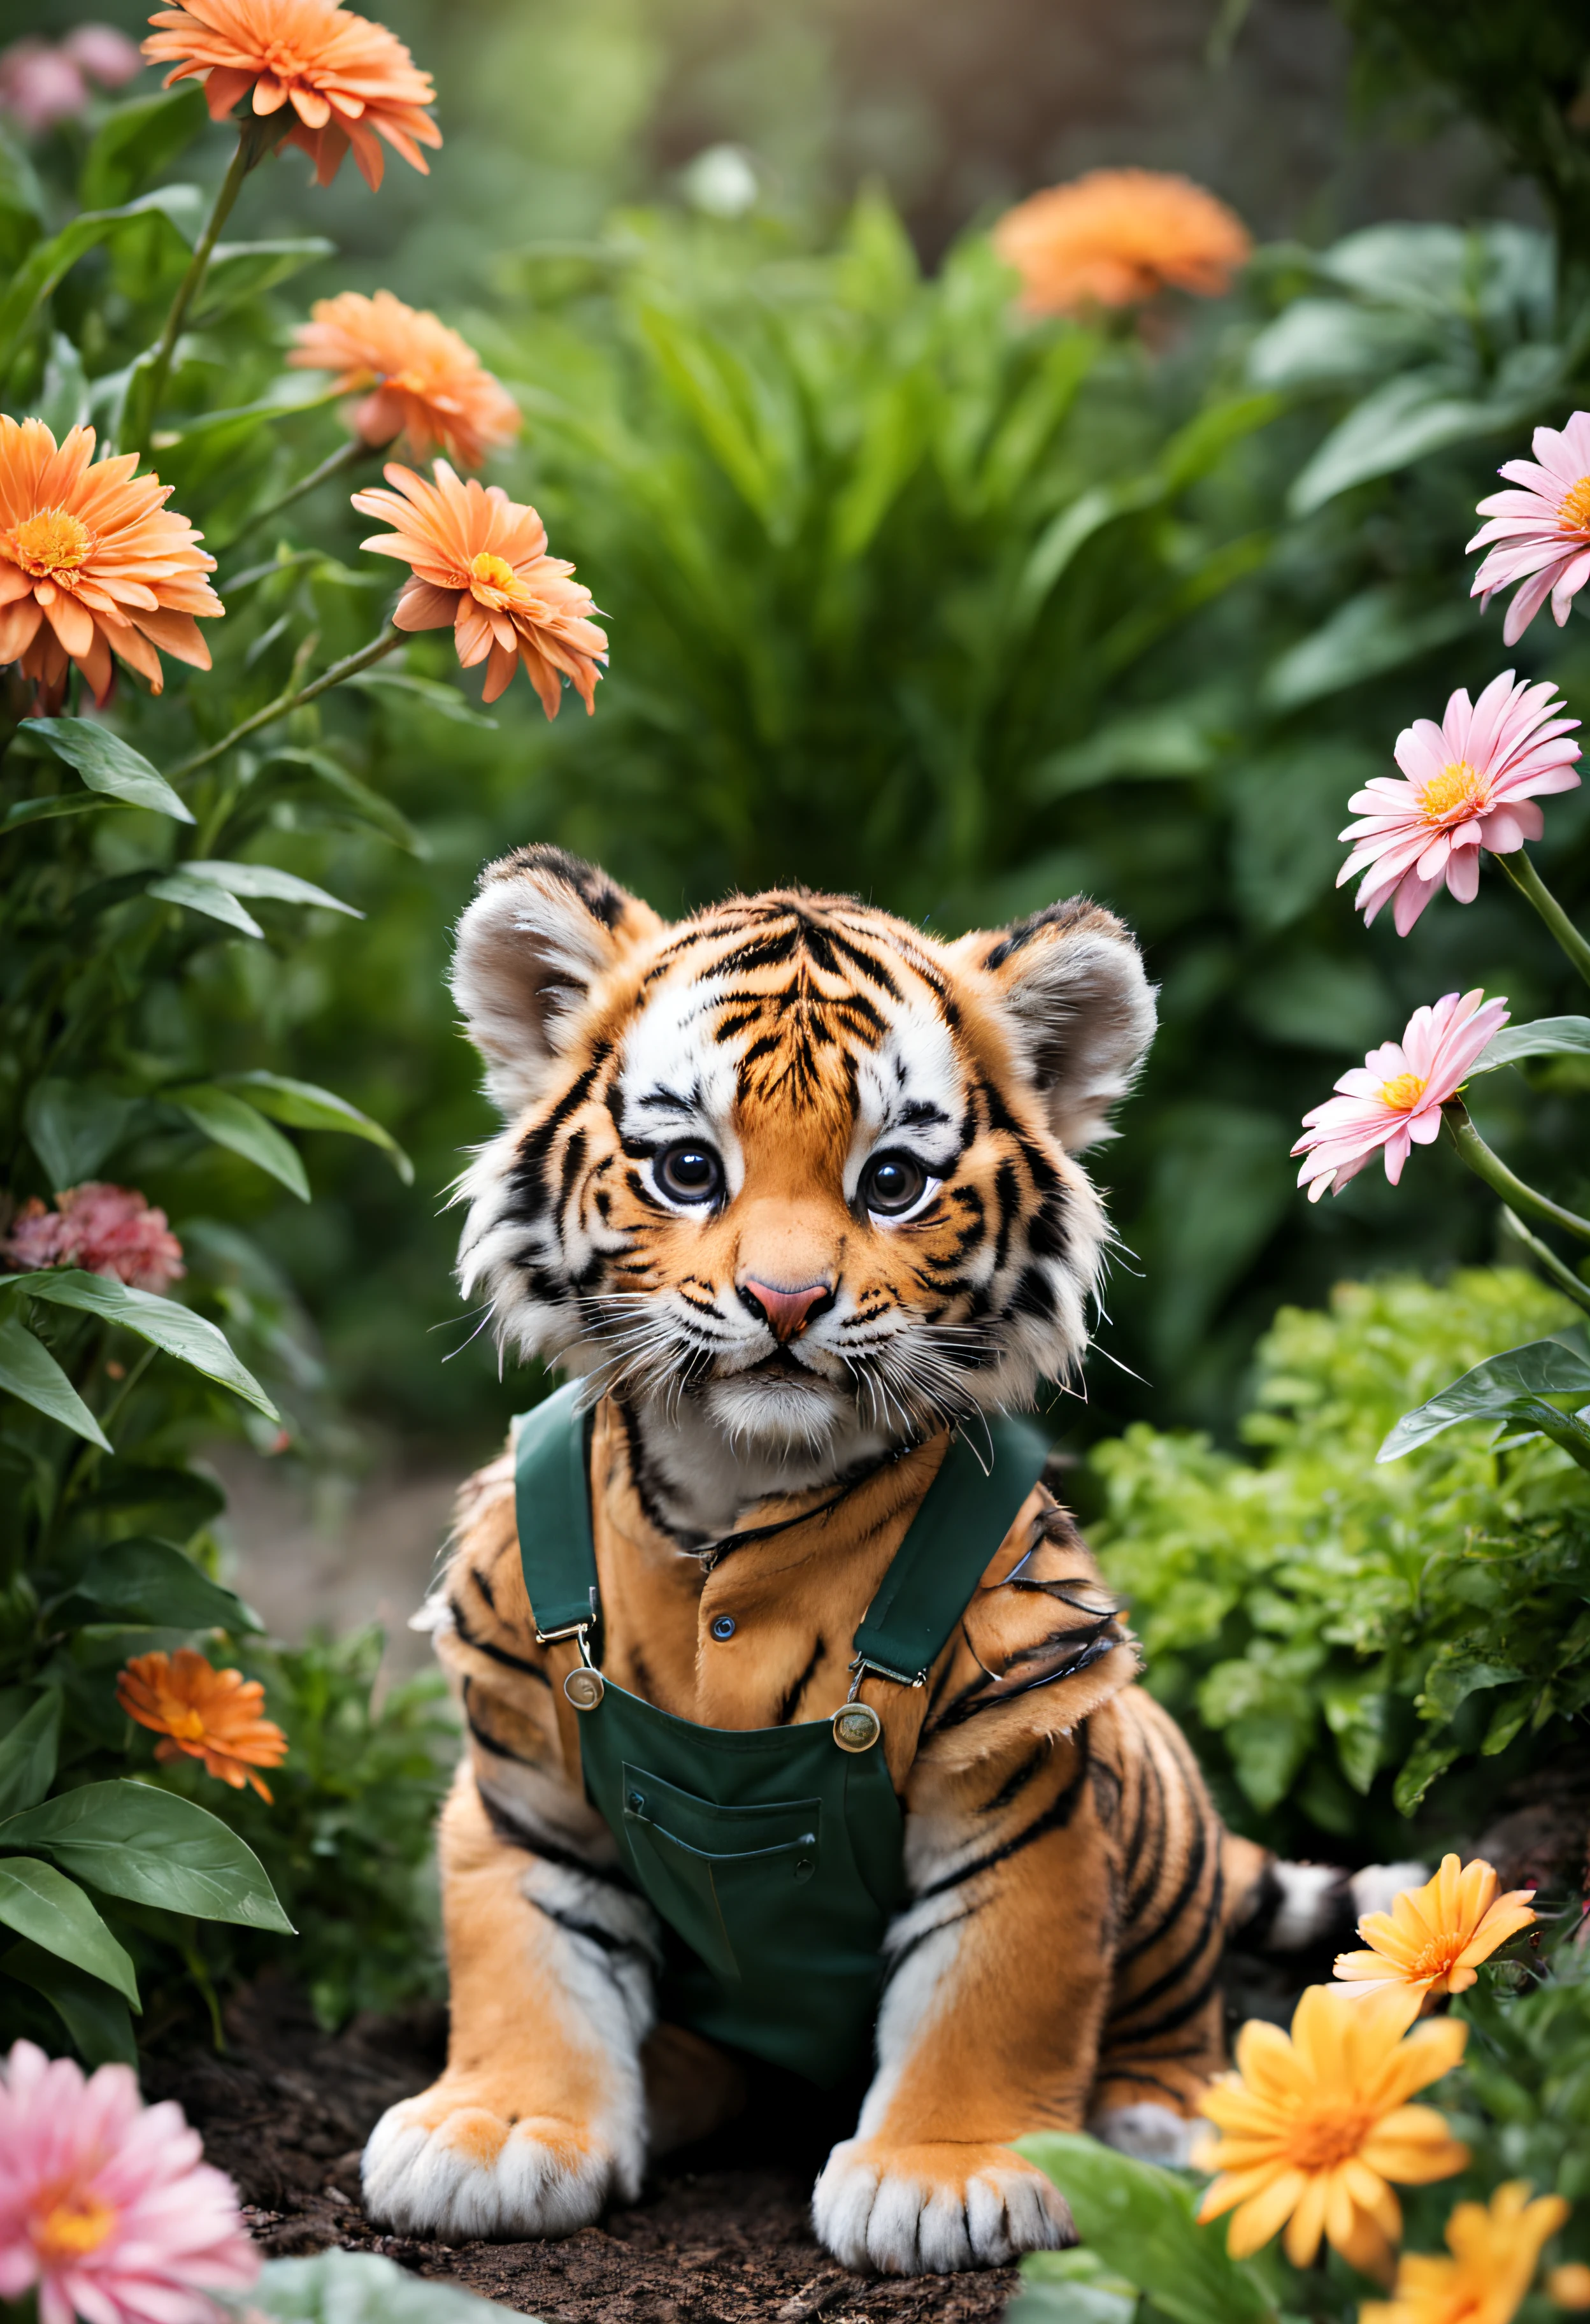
[861,1152,929,1219]
[655,1141,724,1205]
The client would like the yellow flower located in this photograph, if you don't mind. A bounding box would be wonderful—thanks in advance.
[1336,1856,1536,2005]
[1361,2183,1569,2324]
[1548,2262,1590,2309]
[1195,1984,1468,2282]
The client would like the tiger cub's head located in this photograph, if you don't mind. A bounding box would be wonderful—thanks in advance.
[452,847,1154,1503]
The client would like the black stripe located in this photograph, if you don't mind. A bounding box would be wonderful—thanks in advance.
[1105,1955,1226,2046]
[1110,1858,1225,2025]
[479,1784,637,1891]
[978,1737,1053,1815]
[531,1897,656,1963]
[918,1731,1091,1900]
[1118,1800,1210,1969]
[777,1638,825,1726]
[882,1904,979,1988]
[450,1595,552,1683]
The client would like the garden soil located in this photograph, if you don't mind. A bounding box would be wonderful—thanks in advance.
[145,1979,1020,2324]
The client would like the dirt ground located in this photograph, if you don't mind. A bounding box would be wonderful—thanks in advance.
[145,1980,1021,2324]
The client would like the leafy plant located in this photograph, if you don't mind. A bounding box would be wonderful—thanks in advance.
[1088,1268,1590,1851]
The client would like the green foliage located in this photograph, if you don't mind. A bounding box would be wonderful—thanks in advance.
[1089,1269,1590,1850]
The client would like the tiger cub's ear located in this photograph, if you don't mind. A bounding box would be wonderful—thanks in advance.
[954,897,1157,1153]
[451,845,664,1114]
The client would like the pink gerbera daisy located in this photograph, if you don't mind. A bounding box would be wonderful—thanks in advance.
[0,2041,257,2324]
[1337,671,1581,935]
[1470,410,1590,645]
[1293,989,1509,1202]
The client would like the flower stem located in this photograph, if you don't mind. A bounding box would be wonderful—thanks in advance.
[1494,849,1590,993]
[221,435,379,556]
[1498,1205,1590,1317]
[136,124,266,457]
[169,623,405,782]
[1443,1101,1590,1244]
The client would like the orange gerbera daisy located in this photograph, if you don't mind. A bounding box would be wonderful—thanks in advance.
[1361,2183,1569,2324]
[288,291,520,468]
[142,0,439,190]
[352,461,606,715]
[1335,1856,1536,2006]
[118,1647,288,1802]
[992,168,1251,318]
[0,419,221,709]
[1195,1984,1468,2282]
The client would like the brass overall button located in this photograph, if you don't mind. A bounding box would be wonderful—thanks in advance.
[832,1702,882,1753]
[564,1667,605,1711]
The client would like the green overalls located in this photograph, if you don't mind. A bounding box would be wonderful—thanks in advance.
[513,1384,1047,2089]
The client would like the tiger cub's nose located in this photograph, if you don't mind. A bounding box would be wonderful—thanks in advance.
[738,1278,834,1342]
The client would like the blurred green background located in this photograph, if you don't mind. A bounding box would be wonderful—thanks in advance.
[14,0,1589,1532]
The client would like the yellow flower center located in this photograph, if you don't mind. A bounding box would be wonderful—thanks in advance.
[1379,1071,1427,1113]
[34,2192,117,2262]
[7,508,92,580]
[1408,1937,1461,1981]
[468,550,524,609]
[1420,759,1489,825]
[1558,475,1590,535]
[1286,2103,1375,2172]
[167,1706,209,1742]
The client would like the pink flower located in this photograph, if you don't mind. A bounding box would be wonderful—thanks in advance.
[0,40,90,129]
[61,24,145,87]
[1293,989,1509,1201]
[1470,410,1590,644]
[0,2040,257,2324]
[1337,671,1581,934]
[2,1184,185,1293]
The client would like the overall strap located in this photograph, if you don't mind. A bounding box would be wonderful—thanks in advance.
[850,1416,1049,1688]
[513,1381,600,1644]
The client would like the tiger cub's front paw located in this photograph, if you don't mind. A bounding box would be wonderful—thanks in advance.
[361,2079,638,2242]
[812,2137,1074,2275]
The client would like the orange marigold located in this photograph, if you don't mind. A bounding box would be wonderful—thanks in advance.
[288,290,520,468]
[992,167,1252,318]
[118,1648,288,1802]
[1361,2182,1570,2324]
[141,0,439,190]
[0,418,221,708]
[1335,1855,1536,2007]
[352,461,606,715]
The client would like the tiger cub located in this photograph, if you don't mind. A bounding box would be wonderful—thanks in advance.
[362,847,1284,2273]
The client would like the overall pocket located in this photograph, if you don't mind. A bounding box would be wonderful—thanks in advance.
[620,1762,820,1986]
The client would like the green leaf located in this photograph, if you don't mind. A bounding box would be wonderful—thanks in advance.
[0,124,45,276]
[0,1857,140,2007]
[34,331,90,438]
[253,2248,515,2324]
[21,717,194,822]
[0,1779,294,1932]
[1,792,111,833]
[194,236,335,319]
[52,1537,258,1635]
[0,1312,111,1450]
[1,1938,136,2066]
[24,1079,140,1188]
[1260,584,1473,712]
[4,1270,279,1421]
[79,85,208,209]
[0,187,201,382]
[1473,1017,1590,1074]
[1289,360,1558,515]
[0,1693,62,1820]
[222,1073,413,1184]
[1014,2135,1275,2324]
[1006,2280,1138,2324]
[255,744,426,852]
[147,870,262,936]
[171,1084,311,1201]
[1394,1735,1463,1816]
[168,859,361,918]
[1378,1338,1590,1461]
[343,668,497,730]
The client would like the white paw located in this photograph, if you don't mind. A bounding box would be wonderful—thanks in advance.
[812,2138,1072,2274]
[1349,1861,1429,1921]
[1265,1861,1348,1950]
[361,2095,627,2241]
[1089,2102,1200,2167]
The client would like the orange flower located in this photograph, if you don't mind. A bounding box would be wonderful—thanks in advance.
[1549,2262,1590,2308]
[1336,1856,1536,2005]
[288,291,520,468]
[142,0,439,190]
[352,461,606,715]
[1195,1984,1468,2282]
[992,168,1251,318]
[0,418,221,708]
[118,1648,288,1802]
[1361,2183,1570,2324]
